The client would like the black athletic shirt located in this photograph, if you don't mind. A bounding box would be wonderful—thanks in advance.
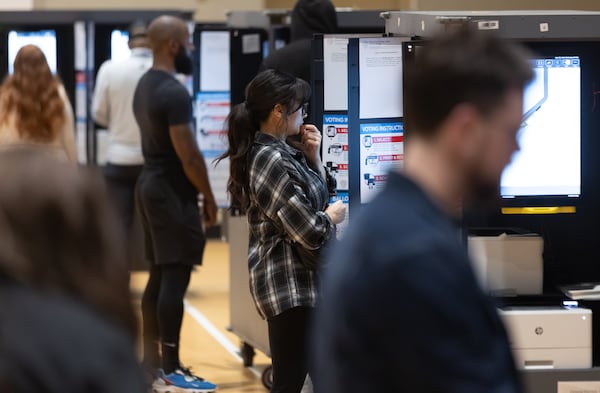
[133,70,196,198]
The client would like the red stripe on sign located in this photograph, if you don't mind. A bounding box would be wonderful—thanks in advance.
[379,154,404,161]
[372,135,404,143]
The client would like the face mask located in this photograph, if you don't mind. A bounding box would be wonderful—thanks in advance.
[174,45,193,75]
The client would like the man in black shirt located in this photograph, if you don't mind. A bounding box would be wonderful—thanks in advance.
[133,15,217,392]
[312,28,534,392]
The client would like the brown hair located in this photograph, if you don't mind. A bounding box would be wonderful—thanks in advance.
[0,149,137,337]
[0,45,65,142]
[404,27,534,139]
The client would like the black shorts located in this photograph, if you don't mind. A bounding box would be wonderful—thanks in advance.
[135,173,206,266]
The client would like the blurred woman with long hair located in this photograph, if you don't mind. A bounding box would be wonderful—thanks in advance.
[0,44,77,162]
[0,149,144,393]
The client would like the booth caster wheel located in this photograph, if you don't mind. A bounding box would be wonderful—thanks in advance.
[241,342,255,367]
[262,365,273,390]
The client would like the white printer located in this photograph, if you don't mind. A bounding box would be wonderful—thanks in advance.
[499,307,592,369]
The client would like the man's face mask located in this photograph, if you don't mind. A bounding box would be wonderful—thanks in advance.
[174,44,193,75]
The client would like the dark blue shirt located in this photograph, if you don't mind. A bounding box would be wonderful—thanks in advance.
[313,171,521,393]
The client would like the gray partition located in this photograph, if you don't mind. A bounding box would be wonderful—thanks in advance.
[227,214,270,360]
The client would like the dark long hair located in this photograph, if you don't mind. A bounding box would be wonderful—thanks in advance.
[217,69,310,211]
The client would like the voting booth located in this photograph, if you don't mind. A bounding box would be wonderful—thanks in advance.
[382,10,600,391]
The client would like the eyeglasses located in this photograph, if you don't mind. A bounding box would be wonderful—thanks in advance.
[292,102,309,118]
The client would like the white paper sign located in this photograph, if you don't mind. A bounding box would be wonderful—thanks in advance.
[200,31,230,92]
[359,37,405,120]
[242,34,260,54]
[324,37,349,111]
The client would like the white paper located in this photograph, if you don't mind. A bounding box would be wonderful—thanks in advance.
[200,31,230,92]
[359,37,405,119]
[242,34,260,54]
[324,37,349,111]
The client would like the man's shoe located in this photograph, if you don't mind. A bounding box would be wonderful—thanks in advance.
[153,366,217,393]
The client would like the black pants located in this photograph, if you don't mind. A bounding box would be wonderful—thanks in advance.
[141,264,192,373]
[268,306,313,393]
[103,163,143,236]
[102,163,143,266]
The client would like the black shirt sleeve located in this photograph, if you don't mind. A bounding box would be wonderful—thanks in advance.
[163,82,193,127]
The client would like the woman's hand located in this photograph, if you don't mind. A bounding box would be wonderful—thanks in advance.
[325,200,346,225]
[288,124,322,167]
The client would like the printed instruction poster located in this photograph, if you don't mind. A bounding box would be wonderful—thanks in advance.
[330,191,349,239]
[359,122,404,204]
[196,92,230,207]
[322,114,349,191]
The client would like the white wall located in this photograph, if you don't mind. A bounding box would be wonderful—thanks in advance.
[1,0,34,10]
[32,0,265,21]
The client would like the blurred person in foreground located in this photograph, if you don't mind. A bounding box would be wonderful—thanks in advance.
[0,44,77,162]
[92,20,152,265]
[260,0,338,83]
[312,27,534,393]
[133,15,218,393]
[219,69,346,393]
[0,149,144,393]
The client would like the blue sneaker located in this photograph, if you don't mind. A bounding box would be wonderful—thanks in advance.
[154,367,217,393]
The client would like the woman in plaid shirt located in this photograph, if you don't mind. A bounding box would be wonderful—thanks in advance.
[219,69,346,393]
